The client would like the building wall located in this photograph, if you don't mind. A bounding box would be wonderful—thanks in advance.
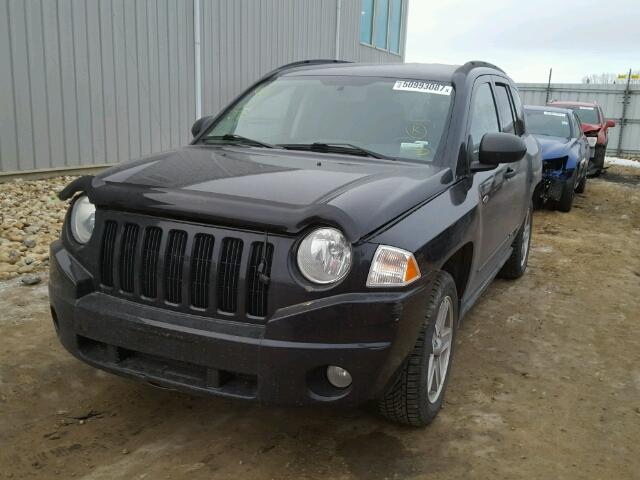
[0,0,408,175]
[517,82,640,156]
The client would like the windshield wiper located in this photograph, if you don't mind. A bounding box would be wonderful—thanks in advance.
[278,142,390,160]
[202,134,274,148]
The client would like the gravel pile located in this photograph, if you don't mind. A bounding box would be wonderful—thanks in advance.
[0,176,76,281]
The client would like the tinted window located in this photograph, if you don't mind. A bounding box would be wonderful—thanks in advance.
[510,87,525,134]
[495,84,515,134]
[525,110,571,138]
[572,106,599,124]
[360,0,374,44]
[469,83,500,161]
[206,75,454,163]
[374,0,389,49]
[389,0,403,53]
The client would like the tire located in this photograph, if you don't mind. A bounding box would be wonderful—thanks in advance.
[591,146,606,177]
[575,173,587,194]
[555,178,575,212]
[378,272,458,427]
[498,202,532,280]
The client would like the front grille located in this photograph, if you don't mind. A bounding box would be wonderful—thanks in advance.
[98,217,274,320]
[164,230,188,304]
[190,234,215,309]
[100,221,118,287]
[140,227,162,298]
[119,224,140,293]
[246,242,274,317]
[217,238,243,313]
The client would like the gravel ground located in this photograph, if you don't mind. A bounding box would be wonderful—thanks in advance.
[0,166,639,479]
[0,177,75,282]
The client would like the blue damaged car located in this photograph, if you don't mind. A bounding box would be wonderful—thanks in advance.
[525,105,589,212]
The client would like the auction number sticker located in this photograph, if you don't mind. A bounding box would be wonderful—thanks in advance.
[544,111,566,117]
[579,106,595,110]
[393,80,452,95]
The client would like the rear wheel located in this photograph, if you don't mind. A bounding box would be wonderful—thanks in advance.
[499,202,532,280]
[378,272,458,427]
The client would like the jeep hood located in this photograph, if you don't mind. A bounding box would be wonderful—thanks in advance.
[534,135,573,160]
[78,146,450,242]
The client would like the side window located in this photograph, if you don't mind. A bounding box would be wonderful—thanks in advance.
[510,87,525,135]
[468,82,500,161]
[494,84,516,134]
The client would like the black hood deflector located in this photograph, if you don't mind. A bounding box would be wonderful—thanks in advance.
[63,146,451,243]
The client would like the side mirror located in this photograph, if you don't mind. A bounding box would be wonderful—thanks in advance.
[606,119,616,128]
[191,116,214,138]
[478,132,527,165]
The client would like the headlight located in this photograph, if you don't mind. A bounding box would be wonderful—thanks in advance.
[367,245,421,287]
[297,227,352,284]
[70,195,96,244]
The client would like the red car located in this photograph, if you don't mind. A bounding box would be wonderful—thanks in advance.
[547,101,615,176]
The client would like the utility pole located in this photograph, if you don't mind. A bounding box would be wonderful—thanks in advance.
[545,68,553,104]
[617,68,632,156]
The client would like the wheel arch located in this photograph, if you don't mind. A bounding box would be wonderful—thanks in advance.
[439,242,474,303]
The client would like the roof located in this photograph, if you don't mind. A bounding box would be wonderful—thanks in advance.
[276,61,506,83]
[525,105,572,115]
[548,100,598,107]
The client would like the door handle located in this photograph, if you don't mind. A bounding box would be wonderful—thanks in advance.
[504,167,517,179]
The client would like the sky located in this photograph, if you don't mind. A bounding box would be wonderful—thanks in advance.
[404,0,640,83]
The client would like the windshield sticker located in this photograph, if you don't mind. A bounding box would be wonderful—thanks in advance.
[579,106,595,110]
[404,122,428,140]
[544,111,566,117]
[400,141,432,157]
[393,80,452,95]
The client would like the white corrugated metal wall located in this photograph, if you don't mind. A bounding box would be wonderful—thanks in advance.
[0,0,408,174]
[517,83,640,155]
[0,0,196,173]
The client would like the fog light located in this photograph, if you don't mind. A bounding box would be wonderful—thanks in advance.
[326,366,352,388]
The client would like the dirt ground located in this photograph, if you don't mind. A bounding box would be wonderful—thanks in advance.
[1,165,639,480]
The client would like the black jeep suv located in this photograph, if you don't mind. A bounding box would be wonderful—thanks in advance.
[50,60,541,426]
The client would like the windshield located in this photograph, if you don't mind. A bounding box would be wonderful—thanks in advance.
[203,75,454,163]
[571,106,599,124]
[525,110,571,138]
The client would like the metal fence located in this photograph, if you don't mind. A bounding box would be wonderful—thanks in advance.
[517,82,640,156]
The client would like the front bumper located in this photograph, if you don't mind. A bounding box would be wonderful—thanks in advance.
[49,241,430,406]
[538,168,574,202]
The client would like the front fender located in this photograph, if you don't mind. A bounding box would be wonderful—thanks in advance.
[368,181,479,274]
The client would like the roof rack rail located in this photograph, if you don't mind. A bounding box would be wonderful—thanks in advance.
[264,59,352,78]
[459,60,505,74]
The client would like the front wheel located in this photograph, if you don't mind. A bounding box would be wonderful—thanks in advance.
[555,179,575,212]
[498,202,532,279]
[378,272,458,427]
[575,173,587,194]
